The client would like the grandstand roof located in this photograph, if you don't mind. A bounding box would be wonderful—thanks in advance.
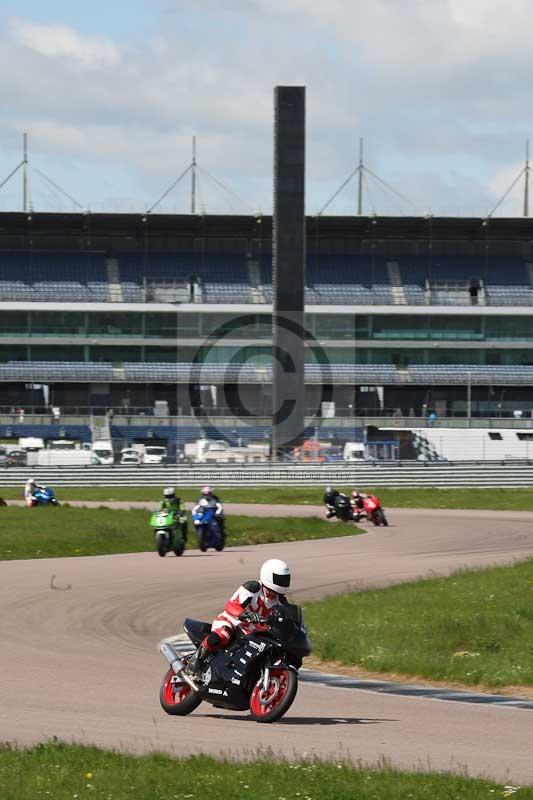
[1,212,533,243]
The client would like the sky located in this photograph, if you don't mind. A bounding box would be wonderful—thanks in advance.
[0,0,532,217]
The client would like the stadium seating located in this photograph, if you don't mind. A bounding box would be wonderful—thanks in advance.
[0,248,532,307]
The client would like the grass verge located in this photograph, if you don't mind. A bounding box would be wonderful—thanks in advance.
[0,507,359,560]
[2,485,533,510]
[0,741,525,800]
[303,558,533,688]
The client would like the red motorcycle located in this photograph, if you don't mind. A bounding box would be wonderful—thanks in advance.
[362,494,388,527]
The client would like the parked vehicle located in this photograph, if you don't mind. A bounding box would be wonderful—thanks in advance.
[91,439,114,465]
[150,507,187,558]
[362,494,388,526]
[192,498,225,552]
[30,486,60,507]
[159,603,312,723]
[144,446,168,465]
[6,449,27,466]
[120,449,141,465]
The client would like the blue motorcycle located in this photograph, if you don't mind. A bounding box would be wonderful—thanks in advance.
[31,487,60,507]
[192,499,225,552]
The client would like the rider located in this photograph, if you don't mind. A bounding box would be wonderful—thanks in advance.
[160,486,182,514]
[24,477,45,507]
[187,558,291,678]
[350,490,366,519]
[323,486,339,518]
[192,485,225,534]
[323,486,351,518]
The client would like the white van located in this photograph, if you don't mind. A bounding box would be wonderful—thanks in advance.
[143,446,168,464]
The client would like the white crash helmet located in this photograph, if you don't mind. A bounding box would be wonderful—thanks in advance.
[260,558,291,594]
[163,486,176,498]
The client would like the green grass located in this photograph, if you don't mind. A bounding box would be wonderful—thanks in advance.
[1,485,533,510]
[0,506,359,560]
[303,558,533,688]
[1,742,528,800]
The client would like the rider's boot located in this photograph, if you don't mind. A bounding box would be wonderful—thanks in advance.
[188,644,209,678]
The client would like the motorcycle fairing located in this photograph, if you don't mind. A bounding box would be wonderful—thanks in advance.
[197,633,272,711]
[184,618,211,645]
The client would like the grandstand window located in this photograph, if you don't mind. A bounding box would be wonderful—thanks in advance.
[0,345,27,361]
[322,347,360,364]
[89,346,141,362]
[313,314,367,340]
[31,311,84,335]
[146,313,178,338]
[145,347,178,362]
[485,316,533,340]
[372,316,429,340]
[427,349,481,365]
[88,313,142,336]
[30,346,84,361]
[1,311,28,335]
[368,349,425,366]
[488,432,503,440]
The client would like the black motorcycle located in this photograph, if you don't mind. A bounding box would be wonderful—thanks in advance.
[327,493,354,522]
[159,604,312,724]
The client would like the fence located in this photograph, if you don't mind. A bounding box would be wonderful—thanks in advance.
[2,462,533,487]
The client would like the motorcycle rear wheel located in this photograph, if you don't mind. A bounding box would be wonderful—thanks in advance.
[249,667,298,723]
[160,668,202,716]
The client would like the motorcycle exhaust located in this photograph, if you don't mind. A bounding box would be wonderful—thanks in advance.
[159,642,199,693]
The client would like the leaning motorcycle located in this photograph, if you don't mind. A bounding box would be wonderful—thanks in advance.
[150,508,187,557]
[363,495,388,526]
[159,604,311,723]
[333,493,354,522]
[31,487,60,507]
[192,498,225,552]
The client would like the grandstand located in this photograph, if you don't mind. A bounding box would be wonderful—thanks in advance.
[1,211,533,455]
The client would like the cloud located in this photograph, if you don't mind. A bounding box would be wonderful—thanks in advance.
[10,17,120,67]
[0,3,531,214]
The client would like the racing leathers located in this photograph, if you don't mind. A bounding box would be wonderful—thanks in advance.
[24,480,45,507]
[188,581,285,675]
[192,493,225,534]
[160,496,182,514]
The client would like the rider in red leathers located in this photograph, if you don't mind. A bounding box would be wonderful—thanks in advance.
[187,558,291,677]
[350,490,365,520]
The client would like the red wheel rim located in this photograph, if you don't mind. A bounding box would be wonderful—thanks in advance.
[162,669,193,705]
[250,668,289,716]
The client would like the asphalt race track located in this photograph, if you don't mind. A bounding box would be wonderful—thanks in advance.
[1,506,533,783]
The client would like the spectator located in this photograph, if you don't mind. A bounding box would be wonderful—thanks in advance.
[17,407,24,423]
[428,411,438,427]
[51,406,61,423]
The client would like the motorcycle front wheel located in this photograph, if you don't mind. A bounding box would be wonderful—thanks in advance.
[198,530,208,552]
[160,668,202,716]
[156,532,168,557]
[249,667,298,723]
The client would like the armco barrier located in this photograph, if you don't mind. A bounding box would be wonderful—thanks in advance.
[1,462,533,487]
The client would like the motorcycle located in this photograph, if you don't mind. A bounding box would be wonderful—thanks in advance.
[31,487,60,507]
[159,604,312,724]
[150,507,187,557]
[192,498,225,552]
[327,493,354,522]
[362,494,388,526]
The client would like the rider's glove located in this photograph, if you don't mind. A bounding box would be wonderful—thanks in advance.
[238,610,264,624]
